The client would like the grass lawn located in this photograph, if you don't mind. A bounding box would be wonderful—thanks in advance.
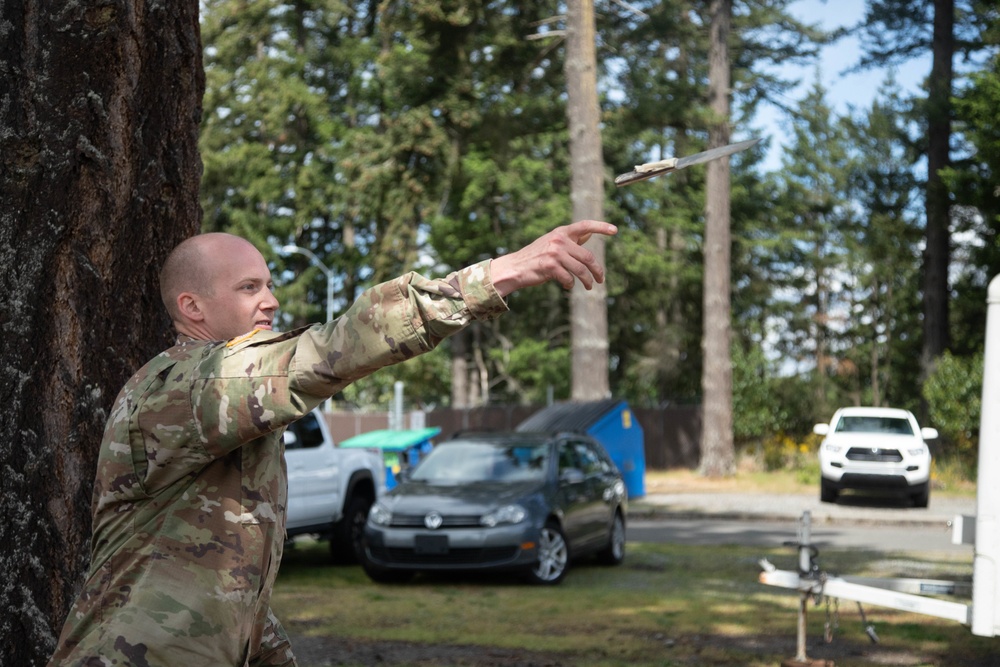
[273,538,995,666]
[644,464,978,499]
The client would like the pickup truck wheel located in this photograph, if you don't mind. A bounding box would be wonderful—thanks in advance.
[330,494,372,564]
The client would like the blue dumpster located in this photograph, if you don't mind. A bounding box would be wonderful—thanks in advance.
[339,427,441,489]
[516,400,645,498]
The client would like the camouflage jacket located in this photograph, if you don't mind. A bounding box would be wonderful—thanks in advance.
[48,261,507,667]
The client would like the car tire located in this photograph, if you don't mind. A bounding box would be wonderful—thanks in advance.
[596,511,626,566]
[820,479,839,504]
[911,482,930,508]
[525,521,569,585]
[330,494,373,564]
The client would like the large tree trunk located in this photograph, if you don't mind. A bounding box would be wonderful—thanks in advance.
[0,3,204,665]
[920,0,954,380]
[565,0,610,401]
[698,0,736,477]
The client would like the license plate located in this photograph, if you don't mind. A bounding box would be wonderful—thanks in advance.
[414,534,449,555]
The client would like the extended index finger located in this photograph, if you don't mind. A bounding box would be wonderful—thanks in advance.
[567,220,618,246]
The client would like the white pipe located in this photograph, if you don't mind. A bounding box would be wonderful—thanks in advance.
[972,274,1000,636]
[759,570,971,626]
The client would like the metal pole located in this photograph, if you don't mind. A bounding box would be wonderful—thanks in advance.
[795,592,808,662]
[973,274,1000,636]
[281,244,334,324]
[281,244,336,412]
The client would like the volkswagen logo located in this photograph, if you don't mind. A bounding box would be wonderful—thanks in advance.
[424,511,443,530]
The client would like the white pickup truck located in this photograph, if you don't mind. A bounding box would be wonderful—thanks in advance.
[284,410,386,563]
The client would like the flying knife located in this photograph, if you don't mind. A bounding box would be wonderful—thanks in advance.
[614,137,761,187]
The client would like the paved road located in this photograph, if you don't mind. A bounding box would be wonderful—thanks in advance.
[629,490,977,527]
[625,490,977,553]
[626,517,970,552]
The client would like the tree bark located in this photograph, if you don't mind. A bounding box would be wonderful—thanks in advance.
[565,0,610,401]
[0,2,204,664]
[920,0,954,380]
[699,0,736,477]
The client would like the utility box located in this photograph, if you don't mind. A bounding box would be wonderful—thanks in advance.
[516,399,645,499]
[339,427,441,489]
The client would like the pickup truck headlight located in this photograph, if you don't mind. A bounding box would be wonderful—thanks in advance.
[480,504,527,527]
[369,501,393,526]
[823,443,841,453]
[908,447,928,457]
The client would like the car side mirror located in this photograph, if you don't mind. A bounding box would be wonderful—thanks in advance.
[813,424,829,436]
[283,430,299,448]
[921,427,939,440]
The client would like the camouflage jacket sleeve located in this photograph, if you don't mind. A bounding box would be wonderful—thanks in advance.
[192,259,507,459]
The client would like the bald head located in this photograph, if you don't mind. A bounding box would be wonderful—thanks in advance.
[161,233,243,318]
[159,233,279,340]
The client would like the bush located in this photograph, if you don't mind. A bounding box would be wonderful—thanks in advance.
[922,351,983,456]
[742,432,822,473]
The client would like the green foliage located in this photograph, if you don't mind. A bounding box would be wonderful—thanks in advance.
[946,47,1000,357]
[341,348,453,411]
[922,351,984,454]
[195,0,1000,437]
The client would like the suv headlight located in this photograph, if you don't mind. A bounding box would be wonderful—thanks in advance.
[480,504,527,527]
[369,501,393,526]
[823,443,841,453]
[908,447,928,457]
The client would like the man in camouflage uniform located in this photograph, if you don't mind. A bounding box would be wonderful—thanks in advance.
[48,221,616,667]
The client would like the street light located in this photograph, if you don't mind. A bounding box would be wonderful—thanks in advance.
[281,244,336,413]
[280,244,334,324]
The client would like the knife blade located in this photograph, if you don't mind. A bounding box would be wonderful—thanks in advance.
[614,137,761,187]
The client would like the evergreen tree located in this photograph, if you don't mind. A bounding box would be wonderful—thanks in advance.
[771,78,853,421]
[855,0,988,379]
[841,77,923,409]
[1,3,202,664]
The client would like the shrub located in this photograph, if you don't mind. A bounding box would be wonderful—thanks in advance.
[922,351,983,456]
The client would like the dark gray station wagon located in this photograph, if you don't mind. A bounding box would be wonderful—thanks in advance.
[361,431,627,585]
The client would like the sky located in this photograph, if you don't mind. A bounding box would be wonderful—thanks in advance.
[755,0,931,171]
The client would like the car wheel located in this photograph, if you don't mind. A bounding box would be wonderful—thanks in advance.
[596,511,626,566]
[820,479,839,504]
[330,494,372,564]
[911,482,930,508]
[525,521,569,585]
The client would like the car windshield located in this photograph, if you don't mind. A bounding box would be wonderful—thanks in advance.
[409,441,550,484]
[834,416,913,435]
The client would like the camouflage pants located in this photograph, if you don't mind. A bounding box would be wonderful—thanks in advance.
[50,607,296,667]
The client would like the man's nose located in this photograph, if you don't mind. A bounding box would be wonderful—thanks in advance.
[262,288,279,311]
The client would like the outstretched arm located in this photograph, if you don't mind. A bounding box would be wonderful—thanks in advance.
[489,220,618,296]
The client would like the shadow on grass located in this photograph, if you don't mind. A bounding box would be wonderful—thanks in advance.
[275,540,993,667]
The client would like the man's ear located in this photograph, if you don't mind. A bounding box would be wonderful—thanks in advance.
[176,292,206,322]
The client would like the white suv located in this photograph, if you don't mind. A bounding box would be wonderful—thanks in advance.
[814,407,938,507]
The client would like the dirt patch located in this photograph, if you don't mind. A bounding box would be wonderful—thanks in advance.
[286,629,981,667]
[287,633,570,666]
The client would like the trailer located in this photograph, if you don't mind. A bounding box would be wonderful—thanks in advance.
[759,274,1000,665]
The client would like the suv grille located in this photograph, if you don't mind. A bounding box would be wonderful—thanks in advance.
[846,447,902,462]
